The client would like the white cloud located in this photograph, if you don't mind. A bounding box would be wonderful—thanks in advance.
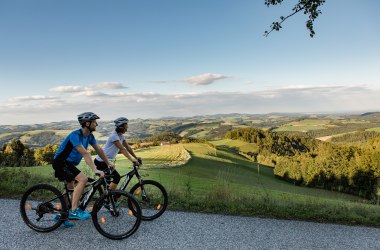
[49,85,87,93]
[49,82,127,94]
[93,82,127,89]
[8,95,59,102]
[1,84,380,125]
[183,73,230,85]
[72,90,107,97]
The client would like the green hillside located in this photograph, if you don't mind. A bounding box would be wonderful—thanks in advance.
[1,141,379,226]
[1,142,364,203]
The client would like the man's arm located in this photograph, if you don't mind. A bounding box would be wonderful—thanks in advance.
[75,145,104,176]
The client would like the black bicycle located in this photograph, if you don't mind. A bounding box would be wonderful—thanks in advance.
[20,173,142,240]
[113,159,168,221]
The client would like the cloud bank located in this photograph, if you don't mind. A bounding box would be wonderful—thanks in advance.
[1,84,379,125]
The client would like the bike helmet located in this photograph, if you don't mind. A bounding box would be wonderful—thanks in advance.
[114,117,129,127]
[78,112,100,125]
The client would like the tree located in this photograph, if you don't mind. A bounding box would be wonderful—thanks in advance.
[264,0,326,37]
[1,140,35,166]
[34,144,58,165]
[3,140,26,156]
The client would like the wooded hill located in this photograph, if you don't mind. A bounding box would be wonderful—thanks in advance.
[226,128,380,200]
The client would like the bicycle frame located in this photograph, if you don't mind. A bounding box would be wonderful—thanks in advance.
[118,165,143,192]
[61,177,110,212]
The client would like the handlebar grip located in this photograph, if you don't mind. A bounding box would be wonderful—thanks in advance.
[104,168,114,175]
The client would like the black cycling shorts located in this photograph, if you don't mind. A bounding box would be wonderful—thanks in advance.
[94,158,121,184]
[52,159,81,182]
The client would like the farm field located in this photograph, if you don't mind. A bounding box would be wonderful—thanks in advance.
[274,119,335,132]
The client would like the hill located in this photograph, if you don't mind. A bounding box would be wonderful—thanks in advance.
[224,127,380,199]
[3,141,379,227]
[1,112,380,149]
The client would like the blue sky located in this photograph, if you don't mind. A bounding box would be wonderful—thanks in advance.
[0,0,379,125]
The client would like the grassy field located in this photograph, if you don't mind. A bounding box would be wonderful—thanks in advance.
[367,127,380,132]
[274,119,334,132]
[1,142,379,226]
[211,139,259,153]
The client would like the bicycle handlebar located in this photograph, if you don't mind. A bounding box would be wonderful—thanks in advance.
[95,168,115,178]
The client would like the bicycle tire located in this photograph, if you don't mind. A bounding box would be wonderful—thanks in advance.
[92,190,142,240]
[20,184,67,232]
[129,180,168,221]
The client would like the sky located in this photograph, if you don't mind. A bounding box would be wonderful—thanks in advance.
[0,0,379,125]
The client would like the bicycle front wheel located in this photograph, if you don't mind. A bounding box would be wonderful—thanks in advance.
[20,184,67,232]
[92,190,142,240]
[129,180,168,221]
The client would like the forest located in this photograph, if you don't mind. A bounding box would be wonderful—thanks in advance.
[226,128,380,200]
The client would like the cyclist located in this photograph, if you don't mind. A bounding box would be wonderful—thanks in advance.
[94,117,140,191]
[52,112,113,227]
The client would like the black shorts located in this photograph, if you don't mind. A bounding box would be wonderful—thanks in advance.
[52,159,81,182]
[94,158,121,184]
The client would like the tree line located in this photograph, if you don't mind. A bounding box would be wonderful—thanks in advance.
[0,140,57,167]
[226,128,380,200]
[0,132,210,166]
[282,122,380,138]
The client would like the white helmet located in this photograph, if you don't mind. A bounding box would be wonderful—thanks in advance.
[114,117,129,127]
[78,112,100,125]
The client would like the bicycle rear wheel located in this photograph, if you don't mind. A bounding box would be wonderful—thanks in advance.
[129,180,168,221]
[92,190,141,240]
[20,184,67,232]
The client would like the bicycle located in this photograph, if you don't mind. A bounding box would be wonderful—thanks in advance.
[108,159,168,221]
[20,172,142,240]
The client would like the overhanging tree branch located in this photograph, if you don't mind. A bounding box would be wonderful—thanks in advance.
[264,0,326,38]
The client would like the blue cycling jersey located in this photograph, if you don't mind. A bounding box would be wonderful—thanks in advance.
[54,129,96,166]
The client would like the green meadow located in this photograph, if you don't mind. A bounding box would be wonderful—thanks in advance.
[367,127,380,132]
[274,119,334,132]
[2,141,379,226]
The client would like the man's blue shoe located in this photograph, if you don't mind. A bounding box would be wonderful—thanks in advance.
[53,215,75,228]
[68,208,91,220]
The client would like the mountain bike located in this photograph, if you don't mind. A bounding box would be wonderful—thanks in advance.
[20,172,142,240]
[109,159,168,221]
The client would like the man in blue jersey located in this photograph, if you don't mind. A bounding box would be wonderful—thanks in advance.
[52,112,112,227]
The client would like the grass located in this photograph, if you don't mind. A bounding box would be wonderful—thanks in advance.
[211,139,259,153]
[367,127,380,132]
[1,142,379,227]
[274,119,333,132]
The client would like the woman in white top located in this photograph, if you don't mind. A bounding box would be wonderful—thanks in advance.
[94,117,140,190]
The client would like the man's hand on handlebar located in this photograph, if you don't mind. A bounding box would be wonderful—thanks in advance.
[95,169,105,178]
[132,159,140,167]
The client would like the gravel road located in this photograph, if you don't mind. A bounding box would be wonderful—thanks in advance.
[2,199,380,250]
